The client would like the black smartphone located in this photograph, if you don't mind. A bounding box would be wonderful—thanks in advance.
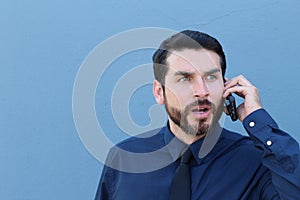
[225,94,238,121]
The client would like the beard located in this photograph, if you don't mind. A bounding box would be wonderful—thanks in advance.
[165,98,220,136]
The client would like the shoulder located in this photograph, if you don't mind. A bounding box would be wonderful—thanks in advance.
[114,127,166,153]
[219,128,263,161]
[104,126,174,173]
[105,126,167,165]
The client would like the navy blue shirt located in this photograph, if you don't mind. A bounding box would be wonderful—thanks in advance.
[95,109,300,199]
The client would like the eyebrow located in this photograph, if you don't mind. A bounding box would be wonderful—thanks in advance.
[205,68,221,75]
[174,71,194,77]
[173,68,221,76]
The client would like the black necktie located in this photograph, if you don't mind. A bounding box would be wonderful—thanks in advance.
[170,148,193,200]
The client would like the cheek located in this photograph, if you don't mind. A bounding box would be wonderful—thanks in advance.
[165,88,190,108]
[206,80,224,90]
[208,84,224,102]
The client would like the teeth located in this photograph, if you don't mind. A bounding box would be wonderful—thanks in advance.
[194,108,207,112]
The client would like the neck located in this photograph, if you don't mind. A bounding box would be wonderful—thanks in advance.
[168,120,207,145]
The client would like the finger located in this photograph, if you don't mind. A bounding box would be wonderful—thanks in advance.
[223,85,249,98]
[236,75,252,86]
[225,75,253,89]
[225,77,246,88]
[224,79,240,89]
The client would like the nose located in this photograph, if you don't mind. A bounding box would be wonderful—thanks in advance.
[192,77,209,98]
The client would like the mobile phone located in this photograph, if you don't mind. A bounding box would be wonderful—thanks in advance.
[225,94,238,121]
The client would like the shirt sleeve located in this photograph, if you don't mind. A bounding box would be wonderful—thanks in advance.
[243,109,300,199]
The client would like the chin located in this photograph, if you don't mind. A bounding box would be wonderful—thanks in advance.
[196,129,208,136]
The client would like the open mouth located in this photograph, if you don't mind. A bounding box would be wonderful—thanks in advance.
[190,104,212,119]
[192,105,211,113]
[193,107,209,113]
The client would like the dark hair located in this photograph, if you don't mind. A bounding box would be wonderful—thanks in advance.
[152,30,226,86]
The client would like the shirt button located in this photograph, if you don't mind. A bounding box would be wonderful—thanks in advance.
[266,140,272,146]
[249,121,255,127]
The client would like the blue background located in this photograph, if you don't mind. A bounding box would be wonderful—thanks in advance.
[1,0,300,199]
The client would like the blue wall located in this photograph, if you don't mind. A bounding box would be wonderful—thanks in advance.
[1,0,300,199]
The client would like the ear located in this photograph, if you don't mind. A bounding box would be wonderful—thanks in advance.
[153,80,165,105]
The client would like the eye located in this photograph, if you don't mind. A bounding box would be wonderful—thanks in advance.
[206,75,217,81]
[179,76,190,82]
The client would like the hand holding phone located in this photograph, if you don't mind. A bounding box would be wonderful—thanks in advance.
[224,76,263,121]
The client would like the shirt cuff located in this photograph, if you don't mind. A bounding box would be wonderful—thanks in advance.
[243,109,299,173]
[242,108,278,150]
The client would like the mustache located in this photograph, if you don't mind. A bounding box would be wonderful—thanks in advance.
[188,99,212,108]
[183,99,214,116]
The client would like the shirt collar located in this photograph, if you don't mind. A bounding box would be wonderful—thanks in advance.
[191,123,224,164]
[190,137,204,164]
[164,122,224,165]
[163,123,188,162]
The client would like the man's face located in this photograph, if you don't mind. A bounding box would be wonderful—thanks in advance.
[163,49,225,136]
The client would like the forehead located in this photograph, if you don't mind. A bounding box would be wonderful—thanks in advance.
[166,49,221,73]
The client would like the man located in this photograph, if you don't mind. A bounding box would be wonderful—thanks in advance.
[95,30,300,199]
